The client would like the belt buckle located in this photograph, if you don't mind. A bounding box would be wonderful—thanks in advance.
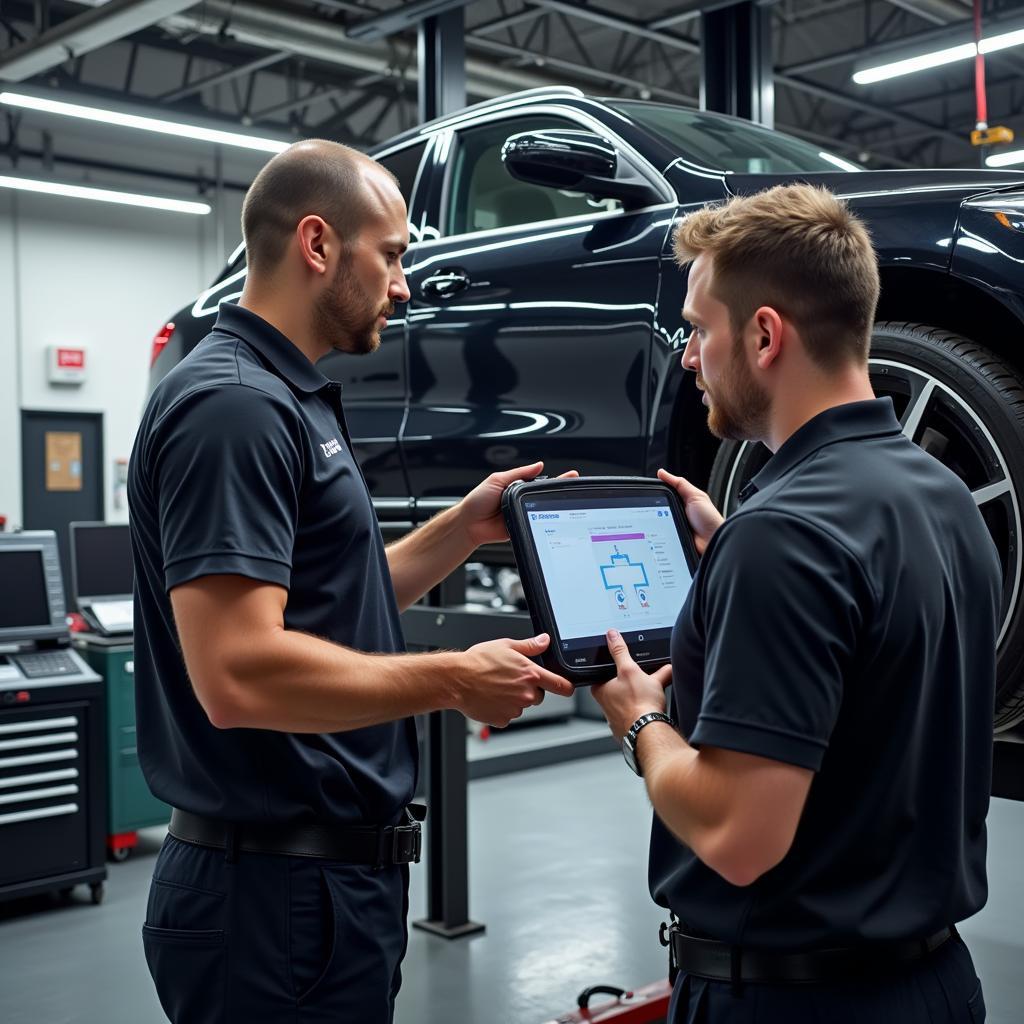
[391,822,422,865]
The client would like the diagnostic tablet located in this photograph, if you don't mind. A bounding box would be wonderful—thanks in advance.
[502,477,700,685]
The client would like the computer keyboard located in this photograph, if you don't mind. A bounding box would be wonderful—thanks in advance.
[14,651,80,679]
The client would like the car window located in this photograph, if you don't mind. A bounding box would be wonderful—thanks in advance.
[446,116,623,236]
[378,141,428,207]
[609,101,863,174]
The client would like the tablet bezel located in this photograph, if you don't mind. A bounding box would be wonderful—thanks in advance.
[502,477,700,685]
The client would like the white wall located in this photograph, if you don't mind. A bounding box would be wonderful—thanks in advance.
[0,188,244,527]
[0,191,20,530]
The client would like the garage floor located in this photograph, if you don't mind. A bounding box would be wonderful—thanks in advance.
[0,752,1021,1024]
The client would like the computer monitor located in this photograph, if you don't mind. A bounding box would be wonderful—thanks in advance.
[69,522,133,608]
[0,531,68,644]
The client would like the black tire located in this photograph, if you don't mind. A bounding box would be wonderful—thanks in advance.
[707,321,1024,731]
[90,882,105,906]
[109,846,131,863]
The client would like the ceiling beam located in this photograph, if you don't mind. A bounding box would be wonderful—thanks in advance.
[158,50,290,104]
[778,73,965,148]
[782,4,1024,75]
[883,0,971,28]
[148,1,975,162]
[250,84,348,121]
[531,0,698,55]
[164,1,556,98]
[470,7,546,35]
[466,2,967,158]
[0,0,196,81]
[346,0,475,42]
[468,35,699,103]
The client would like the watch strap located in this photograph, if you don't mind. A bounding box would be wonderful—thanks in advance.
[623,711,676,776]
[627,711,675,740]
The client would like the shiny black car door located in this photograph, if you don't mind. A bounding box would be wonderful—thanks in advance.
[402,112,676,507]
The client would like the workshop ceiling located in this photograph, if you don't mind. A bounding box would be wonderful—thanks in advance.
[1,0,1022,192]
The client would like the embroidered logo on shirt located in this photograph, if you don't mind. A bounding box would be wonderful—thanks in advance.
[320,438,343,458]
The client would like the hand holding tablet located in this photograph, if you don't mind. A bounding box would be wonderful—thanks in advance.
[502,477,700,684]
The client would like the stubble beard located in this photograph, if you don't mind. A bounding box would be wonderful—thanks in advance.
[314,257,392,356]
[702,334,771,442]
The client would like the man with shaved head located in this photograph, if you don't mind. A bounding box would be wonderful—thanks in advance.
[129,139,574,1023]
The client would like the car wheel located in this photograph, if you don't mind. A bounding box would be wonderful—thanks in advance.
[707,321,1024,731]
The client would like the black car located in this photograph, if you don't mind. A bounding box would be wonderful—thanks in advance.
[149,85,1024,730]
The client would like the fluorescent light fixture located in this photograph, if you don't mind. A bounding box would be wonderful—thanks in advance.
[817,151,863,172]
[0,91,289,154]
[854,25,1024,84]
[986,149,1024,168]
[0,175,211,215]
[982,27,1024,54]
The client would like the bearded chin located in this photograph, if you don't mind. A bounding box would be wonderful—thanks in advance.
[707,403,740,441]
[360,327,382,354]
[707,390,769,442]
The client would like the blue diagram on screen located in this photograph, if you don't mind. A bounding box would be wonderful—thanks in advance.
[527,505,692,640]
[600,546,652,611]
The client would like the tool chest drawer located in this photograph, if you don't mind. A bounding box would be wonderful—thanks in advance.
[0,703,93,886]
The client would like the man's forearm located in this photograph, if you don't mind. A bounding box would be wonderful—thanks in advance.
[203,627,463,732]
[636,723,719,853]
[386,504,475,611]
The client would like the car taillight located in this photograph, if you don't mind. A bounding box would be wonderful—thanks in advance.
[150,322,175,368]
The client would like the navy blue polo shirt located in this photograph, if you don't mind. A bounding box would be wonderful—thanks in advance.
[128,303,417,826]
[651,399,1001,948]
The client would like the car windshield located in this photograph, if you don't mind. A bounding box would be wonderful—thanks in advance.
[609,100,863,174]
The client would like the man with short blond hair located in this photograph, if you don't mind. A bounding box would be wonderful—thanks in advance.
[594,184,998,1022]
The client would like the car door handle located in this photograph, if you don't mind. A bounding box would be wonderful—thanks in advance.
[421,270,470,299]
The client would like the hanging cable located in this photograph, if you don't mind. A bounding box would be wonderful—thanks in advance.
[969,0,1014,162]
[973,0,987,135]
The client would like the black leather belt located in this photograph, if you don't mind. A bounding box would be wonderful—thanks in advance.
[669,924,955,986]
[168,807,423,867]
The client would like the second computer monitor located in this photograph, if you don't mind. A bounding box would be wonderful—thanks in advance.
[69,522,133,608]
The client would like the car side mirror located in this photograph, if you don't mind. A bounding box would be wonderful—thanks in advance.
[500,129,662,210]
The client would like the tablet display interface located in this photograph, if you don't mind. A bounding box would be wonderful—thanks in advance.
[524,492,695,669]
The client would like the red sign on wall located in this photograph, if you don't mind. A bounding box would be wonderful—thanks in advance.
[56,348,85,369]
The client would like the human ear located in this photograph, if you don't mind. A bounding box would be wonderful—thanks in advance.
[753,306,783,368]
[296,215,330,275]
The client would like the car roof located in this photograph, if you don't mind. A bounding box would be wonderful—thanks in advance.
[368,86,598,155]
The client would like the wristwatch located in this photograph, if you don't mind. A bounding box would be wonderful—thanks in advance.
[622,712,676,776]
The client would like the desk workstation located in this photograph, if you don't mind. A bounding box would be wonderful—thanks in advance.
[0,530,106,905]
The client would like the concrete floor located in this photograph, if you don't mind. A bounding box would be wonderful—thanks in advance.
[0,752,1021,1024]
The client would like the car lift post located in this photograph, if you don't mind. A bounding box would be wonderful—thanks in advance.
[410,7,483,938]
[700,0,774,129]
[417,5,466,128]
[410,566,486,939]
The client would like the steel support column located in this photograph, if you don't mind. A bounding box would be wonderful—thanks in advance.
[701,0,774,127]
[411,562,485,940]
[418,7,466,124]
[413,4,475,945]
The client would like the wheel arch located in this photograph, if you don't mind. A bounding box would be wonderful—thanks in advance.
[876,266,1024,367]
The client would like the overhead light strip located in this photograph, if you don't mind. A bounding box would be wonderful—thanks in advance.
[817,151,863,172]
[0,91,289,154]
[854,26,1024,84]
[986,149,1024,168]
[0,175,211,215]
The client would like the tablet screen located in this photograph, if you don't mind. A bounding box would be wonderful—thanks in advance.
[523,492,695,668]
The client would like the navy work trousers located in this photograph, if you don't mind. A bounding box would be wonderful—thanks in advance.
[142,834,409,1023]
[669,933,985,1023]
